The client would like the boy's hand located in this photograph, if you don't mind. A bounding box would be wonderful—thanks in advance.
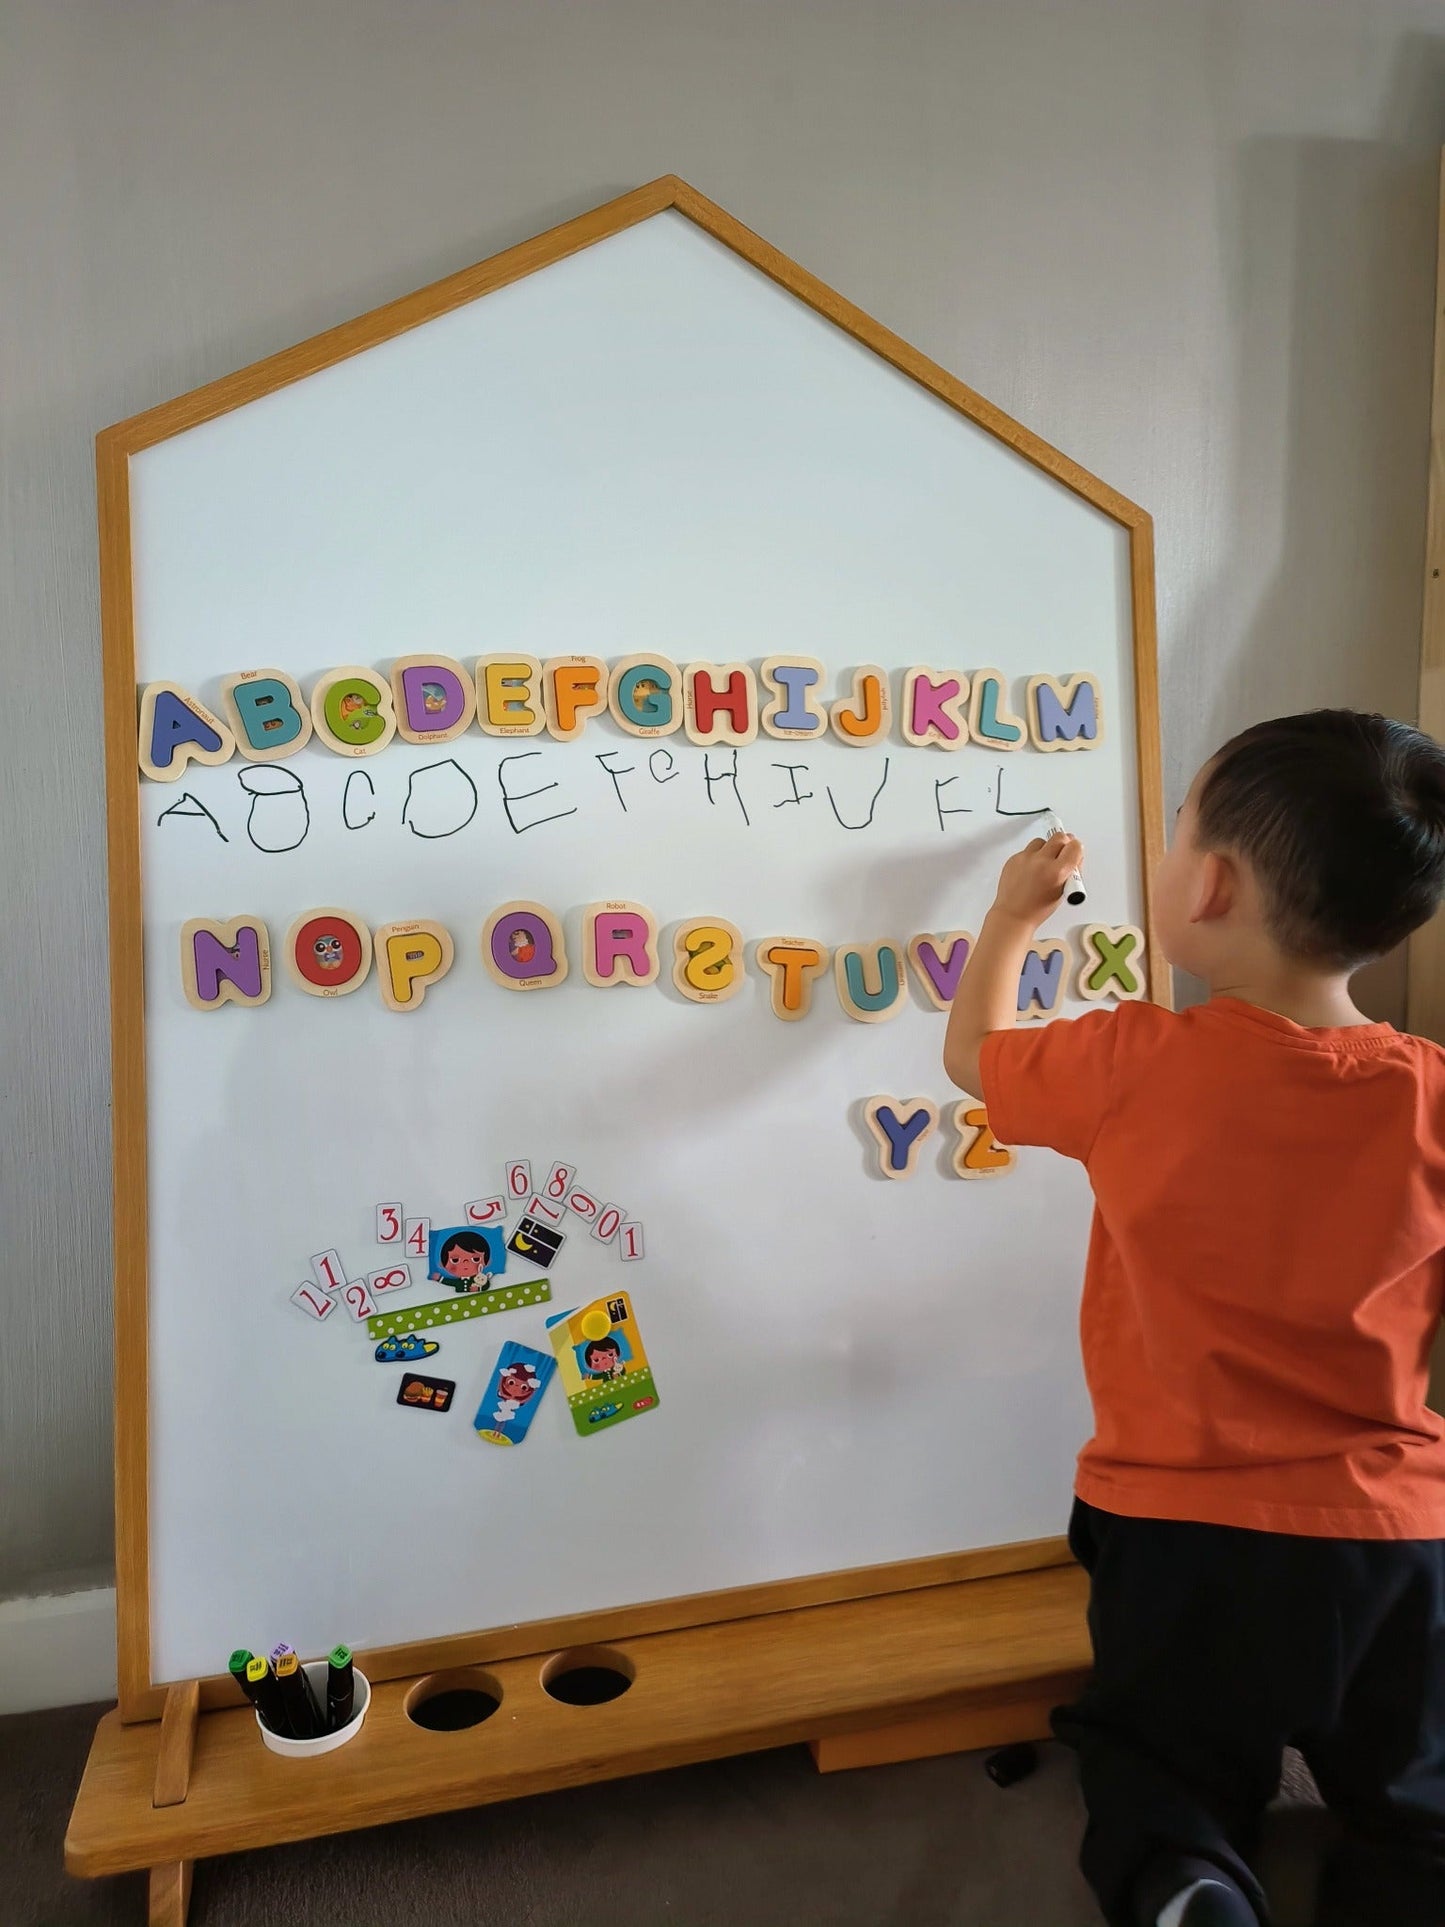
[993,832,1083,928]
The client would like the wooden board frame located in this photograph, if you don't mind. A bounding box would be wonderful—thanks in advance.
[1408,152,1445,1420]
[1409,149,1445,1049]
[99,175,1165,1724]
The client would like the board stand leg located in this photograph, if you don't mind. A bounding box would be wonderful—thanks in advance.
[808,1675,1075,1773]
[147,1859,193,1926]
[152,1680,200,1808]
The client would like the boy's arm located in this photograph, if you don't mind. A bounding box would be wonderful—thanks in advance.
[943,831,1083,1098]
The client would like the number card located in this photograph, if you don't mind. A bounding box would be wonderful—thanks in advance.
[375,1204,403,1245]
[505,1159,532,1201]
[542,1161,576,1204]
[565,1187,600,1222]
[309,1249,347,1294]
[464,1196,506,1227]
[341,1279,377,1321]
[290,1282,336,1322]
[404,1217,430,1259]
[591,1202,624,1245]
[619,1221,645,1262]
[525,1193,564,1223]
[367,1264,412,1295]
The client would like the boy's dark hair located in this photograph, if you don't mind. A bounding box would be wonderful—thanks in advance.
[585,1338,620,1363]
[1196,710,1445,968]
[440,1230,489,1265]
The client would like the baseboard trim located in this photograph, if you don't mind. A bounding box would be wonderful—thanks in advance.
[0,1587,117,1714]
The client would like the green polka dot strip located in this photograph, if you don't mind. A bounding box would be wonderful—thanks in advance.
[367,1278,552,1340]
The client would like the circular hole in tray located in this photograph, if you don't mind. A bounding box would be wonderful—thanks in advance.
[404,1668,503,1732]
[540,1645,636,1706]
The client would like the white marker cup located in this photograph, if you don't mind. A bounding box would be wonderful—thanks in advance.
[256,1661,370,1759]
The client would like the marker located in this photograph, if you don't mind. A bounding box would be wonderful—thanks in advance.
[274,1650,321,1740]
[228,1649,259,1706]
[246,1654,288,1735]
[326,1644,355,1733]
[1045,813,1087,907]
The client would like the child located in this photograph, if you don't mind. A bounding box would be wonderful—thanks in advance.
[944,711,1445,1927]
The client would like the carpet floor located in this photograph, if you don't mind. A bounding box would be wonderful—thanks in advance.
[8,1702,1330,1926]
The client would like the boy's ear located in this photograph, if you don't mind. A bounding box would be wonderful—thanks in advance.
[1189,850,1236,925]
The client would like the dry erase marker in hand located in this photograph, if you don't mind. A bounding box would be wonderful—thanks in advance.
[1046,814,1087,907]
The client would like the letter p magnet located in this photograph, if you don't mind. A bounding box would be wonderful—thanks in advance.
[376,921,454,1011]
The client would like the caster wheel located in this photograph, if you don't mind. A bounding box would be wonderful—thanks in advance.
[984,1741,1039,1787]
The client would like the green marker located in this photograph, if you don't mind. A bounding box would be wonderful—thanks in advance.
[228,1648,259,1706]
[326,1644,354,1733]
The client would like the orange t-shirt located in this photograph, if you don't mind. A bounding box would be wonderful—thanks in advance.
[980,997,1445,1539]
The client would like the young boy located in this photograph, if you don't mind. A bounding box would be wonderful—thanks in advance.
[944,711,1445,1927]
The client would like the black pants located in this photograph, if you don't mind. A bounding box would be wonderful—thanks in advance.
[1052,1499,1445,1927]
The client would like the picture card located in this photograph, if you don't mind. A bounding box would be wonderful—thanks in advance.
[546,1290,659,1438]
[428,1224,507,1291]
[396,1372,455,1414]
[507,1215,565,1268]
[473,1341,557,1447]
[367,1276,552,1341]
[374,1333,439,1363]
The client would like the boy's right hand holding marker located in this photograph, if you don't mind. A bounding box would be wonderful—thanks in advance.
[942,829,1083,1100]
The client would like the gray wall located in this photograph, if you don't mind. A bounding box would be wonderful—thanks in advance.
[3,0,1443,1598]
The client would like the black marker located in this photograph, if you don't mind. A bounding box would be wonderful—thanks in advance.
[229,1649,259,1707]
[246,1654,287,1735]
[274,1650,321,1739]
[1046,813,1087,907]
[326,1644,355,1733]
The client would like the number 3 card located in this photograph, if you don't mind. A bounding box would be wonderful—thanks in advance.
[545,1291,658,1438]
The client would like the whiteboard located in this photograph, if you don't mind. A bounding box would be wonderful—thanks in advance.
[125,208,1144,1683]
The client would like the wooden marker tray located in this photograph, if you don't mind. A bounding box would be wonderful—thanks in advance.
[67,1562,1088,1898]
